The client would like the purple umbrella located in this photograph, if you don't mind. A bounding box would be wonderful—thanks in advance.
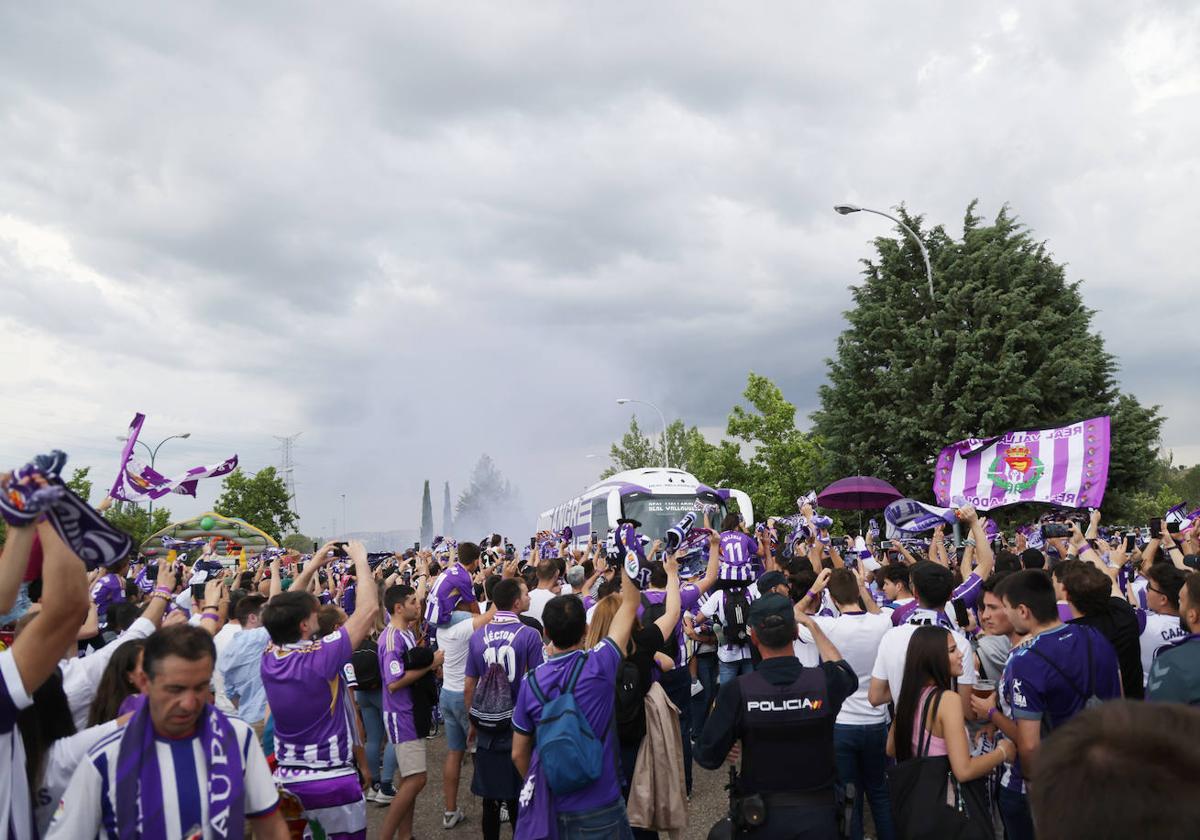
[817,476,903,510]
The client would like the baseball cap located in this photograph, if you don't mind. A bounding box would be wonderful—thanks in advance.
[756,571,787,593]
[748,592,794,630]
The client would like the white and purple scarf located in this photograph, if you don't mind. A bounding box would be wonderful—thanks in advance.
[115,695,244,840]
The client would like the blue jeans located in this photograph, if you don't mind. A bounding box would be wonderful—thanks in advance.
[998,785,1035,840]
[719,657,754,685]
[833,722,895,840]
[557,798,634,840]
[356,689,397,787]
[691,652,718,740]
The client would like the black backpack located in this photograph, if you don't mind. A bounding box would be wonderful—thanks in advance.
[614,657,647,745]
[723,588,751,645]
[351,638,382,692]
[639,594,675,658]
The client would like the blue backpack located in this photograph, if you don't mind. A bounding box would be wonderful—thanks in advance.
[526,653,607,794]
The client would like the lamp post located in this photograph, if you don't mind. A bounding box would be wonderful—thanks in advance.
[616,398,669,468]
[341,493,348,536]
[834,204,935,302]
[114,431,191,519]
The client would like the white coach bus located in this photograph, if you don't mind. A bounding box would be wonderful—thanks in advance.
[536,468,755,548]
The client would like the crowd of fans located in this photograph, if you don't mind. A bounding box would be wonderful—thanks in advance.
[2,451,1199,839]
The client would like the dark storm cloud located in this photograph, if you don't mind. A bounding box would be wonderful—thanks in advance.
[0,1,1194,534]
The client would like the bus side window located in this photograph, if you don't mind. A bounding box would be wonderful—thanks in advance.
[591,498,607,533]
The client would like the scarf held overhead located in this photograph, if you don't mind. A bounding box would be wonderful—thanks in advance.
[110,413,239,502]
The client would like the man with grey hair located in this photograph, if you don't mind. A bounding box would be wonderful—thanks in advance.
[565,565,586,594]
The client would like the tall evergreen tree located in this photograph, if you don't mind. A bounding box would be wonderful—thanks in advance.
[442,481,454,536]
[456,455,519,536]
[813,203,1162,516]
[420,480,434,547]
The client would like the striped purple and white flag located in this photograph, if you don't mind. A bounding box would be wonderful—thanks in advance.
[110,413,238,501]
[933,416,1111,511]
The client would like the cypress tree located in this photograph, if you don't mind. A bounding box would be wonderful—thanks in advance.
[420,479,434,547]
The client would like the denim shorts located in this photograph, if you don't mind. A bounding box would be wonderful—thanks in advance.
[440,688,470,752]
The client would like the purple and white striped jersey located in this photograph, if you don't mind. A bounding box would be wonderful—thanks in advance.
[89,573,125,624]
[379,625,418,743]
[1,650,34,840]
[424,562,477,627]
[718,531,761,582]
[261,627,359,769]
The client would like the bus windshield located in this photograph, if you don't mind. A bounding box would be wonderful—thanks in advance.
[621,494,719,540]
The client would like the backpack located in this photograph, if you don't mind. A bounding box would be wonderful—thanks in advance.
[1028,630,1103,734]
[527,653,607,794]
[470,661,515,732]
[351,638,382,692]
[723,587,752,645]
[639,594,675,658]
[614,658,647,745]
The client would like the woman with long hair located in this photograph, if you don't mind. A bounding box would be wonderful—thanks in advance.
[887,625,1012,779]
[86,637,146,727]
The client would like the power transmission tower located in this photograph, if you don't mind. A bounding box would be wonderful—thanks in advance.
[273,432,302,520]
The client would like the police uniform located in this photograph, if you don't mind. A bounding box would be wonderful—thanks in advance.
[696,594,858,840]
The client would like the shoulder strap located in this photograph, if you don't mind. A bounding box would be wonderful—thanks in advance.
[915,689,943,758]
[527,668,548,705]
[1027,639,1089,703]
[565,652,590,694]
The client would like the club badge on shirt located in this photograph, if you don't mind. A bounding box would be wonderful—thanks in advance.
[389,660,402,675]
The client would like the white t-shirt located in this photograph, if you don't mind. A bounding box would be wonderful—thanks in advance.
[1138,610,1187,686]
[870,614,977,706]
[799,612,893,725]
[212,622,243,714]
[700,588,757,663]
[523,588,556,625]
[438,614,477,693]
[35,721,120,836]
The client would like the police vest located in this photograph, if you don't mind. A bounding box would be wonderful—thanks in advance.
[738,667,836,793]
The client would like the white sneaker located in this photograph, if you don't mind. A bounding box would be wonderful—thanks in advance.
[443,810,466,829]
[690,679,704,697]
[374,787,395,805]
[499,803,510,824]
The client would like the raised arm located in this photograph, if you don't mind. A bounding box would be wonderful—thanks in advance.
[796,612,843,662]
[289,542,336,592]
[607,557,641,651]
[0,513,35,613]
[653,553,683,640]
[695,531,722,595]
[342,541,380,649]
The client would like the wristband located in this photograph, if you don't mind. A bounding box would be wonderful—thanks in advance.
[986,707,998,720]
[1078,544,1093,556]
[201,604,218,611]
[154,586,172,596]
[150,591,171,602]
[200,611,220,622]
[805,589,818,601]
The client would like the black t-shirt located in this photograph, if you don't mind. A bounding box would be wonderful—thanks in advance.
[628,624,667,696]
[1070,597,1144,700]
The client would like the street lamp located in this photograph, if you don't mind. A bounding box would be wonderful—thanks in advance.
[616,398,669,468]
[114,431,191,519]
[834,204,935,302]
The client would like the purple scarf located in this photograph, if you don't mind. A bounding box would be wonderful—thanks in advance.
[115,696,244,840]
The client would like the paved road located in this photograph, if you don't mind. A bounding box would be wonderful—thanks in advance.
[365,730,732,838]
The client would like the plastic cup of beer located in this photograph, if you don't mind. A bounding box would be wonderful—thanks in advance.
[972,679,996,699]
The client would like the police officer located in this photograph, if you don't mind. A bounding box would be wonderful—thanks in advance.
[697,593,858,839]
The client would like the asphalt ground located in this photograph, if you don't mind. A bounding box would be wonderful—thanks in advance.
[364,728,733,839]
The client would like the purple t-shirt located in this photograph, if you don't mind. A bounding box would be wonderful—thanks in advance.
[1006,623,1121,731]
[952,573,983,610]
[261,626,358,769]
[637,584,703,667]
[424,562,477,626]
[379,624,418,743]
[513,638,623,814]
[465,612,545,697]
[341,584,356,615]
[718,531,761,582]
[90,573,125,623]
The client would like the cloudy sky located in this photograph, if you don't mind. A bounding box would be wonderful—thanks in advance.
[1,2,1196,539]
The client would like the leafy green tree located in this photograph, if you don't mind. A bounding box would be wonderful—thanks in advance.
[456,455,519,536]
[212,467,298,542]
[282,533,315,552]
[67,467,93,505]
[420,480,434,547]
[814,203,1163,517]
[105,502,173,553]
[601,418,690,478]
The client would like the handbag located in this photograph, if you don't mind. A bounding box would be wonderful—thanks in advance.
[886,689,993,840]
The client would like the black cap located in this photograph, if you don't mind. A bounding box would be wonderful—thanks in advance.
[748,592,793,630]
[756,571,787,592]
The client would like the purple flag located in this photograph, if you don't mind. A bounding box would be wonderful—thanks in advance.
[110,413,238,502]
[933,416,1111,511]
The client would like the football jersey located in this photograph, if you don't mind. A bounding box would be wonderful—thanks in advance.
[465,612,545,698]
[1,650,34,840]
[261,627,359,769]
[718,530,761,582]
[1004,623,1121,730]
[378,625,419,744]
[1137,609,1186,686]
[424,562,477,626]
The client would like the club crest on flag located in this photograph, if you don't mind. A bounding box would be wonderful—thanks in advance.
[988,444,1044,493]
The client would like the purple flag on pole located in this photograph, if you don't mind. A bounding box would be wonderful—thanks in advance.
[933,416,1111,511]
[110,413,238,502]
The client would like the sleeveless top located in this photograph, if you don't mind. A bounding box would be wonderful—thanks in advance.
[912,686,949,757]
